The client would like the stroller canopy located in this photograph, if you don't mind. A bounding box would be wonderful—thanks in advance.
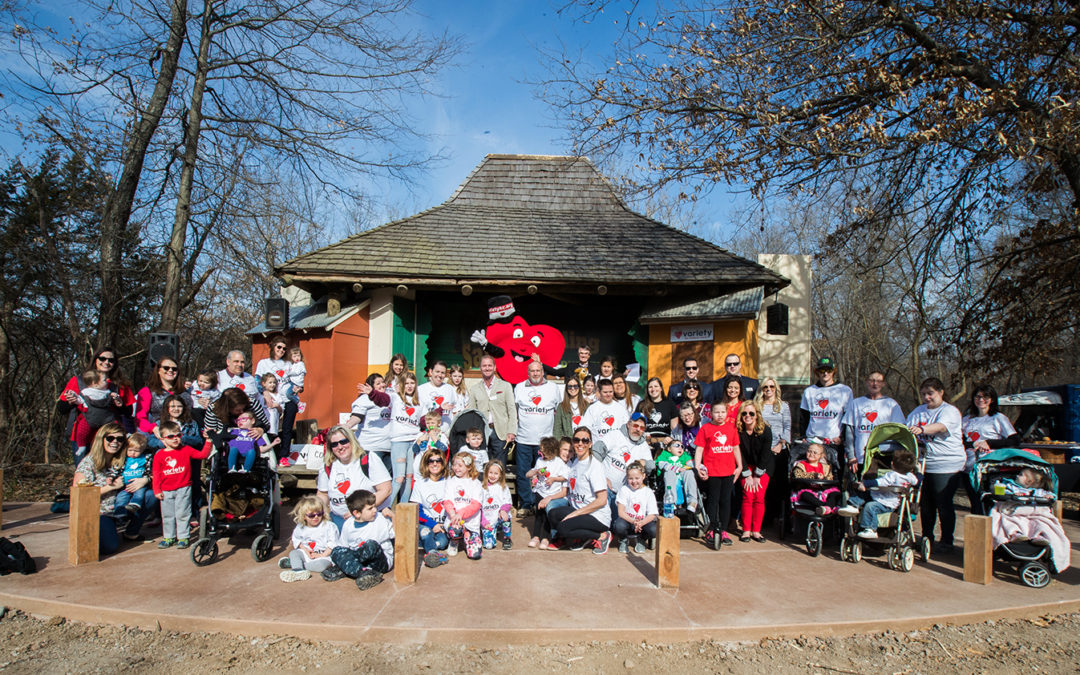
[971,447,1059,494]
[864,422,918,458]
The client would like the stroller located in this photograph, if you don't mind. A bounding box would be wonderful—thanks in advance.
[782,441,843,556]
[448,409,488,464]
[839,423,931,572]
[190,437,280,566]
[971,449,1065,588]
[650,460,707,540]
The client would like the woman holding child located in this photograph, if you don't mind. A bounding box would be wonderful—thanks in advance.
[58,347,135,463]
[316,425,392,529]
[906,378,966,555]
[72,422,152,553]
[549,427,613,554]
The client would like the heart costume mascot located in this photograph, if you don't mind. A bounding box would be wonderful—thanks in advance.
[470,295,565,385]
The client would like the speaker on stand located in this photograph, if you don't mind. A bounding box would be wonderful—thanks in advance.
[148,332,179,367]
[266,297,290,331]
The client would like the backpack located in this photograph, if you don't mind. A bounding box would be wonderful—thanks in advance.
[0,538,36,575]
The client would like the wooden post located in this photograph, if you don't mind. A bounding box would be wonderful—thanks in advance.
[393,502,420,585]
[69,484,101,566]
[1053,500,1063,522]
[655,516,679,588]
[963,514,993,584]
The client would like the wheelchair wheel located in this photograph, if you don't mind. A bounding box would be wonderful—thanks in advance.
[806,521,822,557]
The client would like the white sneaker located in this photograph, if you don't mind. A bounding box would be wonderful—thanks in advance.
[447,543,458,557]
[837,505,860,517]
[857,528,877,539]
[279,570,311,582]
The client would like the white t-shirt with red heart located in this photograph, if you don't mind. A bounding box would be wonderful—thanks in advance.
[513,380,561,444]
[290,519,339,558]
[316,457,392,518]
[480,482,512,528]
[800,383,853,440]
[580,400,630,445]
[568,456,611,527]
[533,456,569,498]
[216,369,259,399]
[389,391,423,443]
[410,476,447,526]
[443,475,483,532]
[418,382,458,434]
[841,396,906,461]
[600,432,654,492]
[616,484,658,521]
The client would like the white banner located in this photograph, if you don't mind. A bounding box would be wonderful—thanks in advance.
[670,324,714,343]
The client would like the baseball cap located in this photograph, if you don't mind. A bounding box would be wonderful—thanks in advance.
[815,356,836,371]
[630,412,647,423]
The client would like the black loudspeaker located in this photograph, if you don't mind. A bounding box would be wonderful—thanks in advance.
[766,303,789,335]
[148,332,178,365]
[266,297,289,330]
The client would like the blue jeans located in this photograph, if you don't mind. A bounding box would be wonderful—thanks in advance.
[114,485,154,515]
[330,512,346,530]
[228,447,256,472]
[420,526,449,553]
[515,443,539,509]
[390,440,414,505]
[848,494,892,531]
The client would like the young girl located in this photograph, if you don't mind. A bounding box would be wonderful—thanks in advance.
[791,443,841,516]
[694,402,743,549]
[614,461,658,554]
[411,447,450,568]
[448,364,470,416]
[285,346,307,405]
[526,436,569,549]
[480,460,513,550]
[260,372,284,436]
[442,452,483,559]
[189,371,220,428]
[147,395,203,450]
[582,375,597,403]
[384,353,409,392]
[279,496,337,582]
[389,372,422,505]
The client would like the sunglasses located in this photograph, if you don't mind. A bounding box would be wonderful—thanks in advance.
[160,365,177,372]
[329,439,350,449]
[97,356,115,363]
[684,365,698,371]
[427,457,444,464]
[741,412,757,418]
[566,384,580,389]
[572,437,590,444]
[104,434,125,443]
[305,512,323,519]
[161,433,181,439]
[726,361,740,367]
[762,385,776,389]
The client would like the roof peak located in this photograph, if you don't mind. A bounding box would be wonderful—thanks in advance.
[443,154,628,212]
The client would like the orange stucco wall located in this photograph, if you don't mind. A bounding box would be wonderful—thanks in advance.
[647,320,758,391]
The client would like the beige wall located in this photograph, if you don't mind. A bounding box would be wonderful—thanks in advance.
[757,254,812,386]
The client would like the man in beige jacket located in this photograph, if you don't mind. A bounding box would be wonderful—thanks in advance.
[467,354,517,466]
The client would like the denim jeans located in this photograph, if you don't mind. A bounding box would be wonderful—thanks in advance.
[488,431,508,466]
[515,443,539,509]
[848,494,893,531]
[420,526,449,553]
[113,485,155,515]
[227,447,256,472]
[390,440,414,505]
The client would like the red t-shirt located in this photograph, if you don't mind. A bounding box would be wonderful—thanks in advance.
[152,442,213,493]
[694,421,740,477]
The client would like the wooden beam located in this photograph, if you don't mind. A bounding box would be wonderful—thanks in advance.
[963,514,993,584]
[1053,500,1063,522]
[69,484,101,566]
[393,502,419,585]
[655,516,679,588]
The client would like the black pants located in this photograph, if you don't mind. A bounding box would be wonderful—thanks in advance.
[921,471,962,546]
[277,400,298,460]
[330,541,390,577]
[612,518,657,541]
[550,505,608,541]
[704,475,735,534]
[530,505,553,539]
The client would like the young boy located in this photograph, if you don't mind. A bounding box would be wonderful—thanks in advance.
[114,432,153,522]
[152,421,213,549]
[410,411,448,476]
[459,427,489,468]
[324,490,395,590]
[226,412,276,473]
[656,439,699,516]
[838,448,918,539]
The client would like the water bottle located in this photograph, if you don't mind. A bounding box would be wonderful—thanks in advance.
[663,486,675,518]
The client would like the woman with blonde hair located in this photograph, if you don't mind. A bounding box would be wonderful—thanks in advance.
[736,401,774,543]
[316,425,392,528]
[72,422,151,552]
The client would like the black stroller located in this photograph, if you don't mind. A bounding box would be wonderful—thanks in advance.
[190,436,280,566]
[448,409,489,463]
[781,441,844,556]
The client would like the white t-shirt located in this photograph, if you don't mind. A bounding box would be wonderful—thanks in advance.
[254,358,289,391]
[418,381,457,433]
[580,399,630,445]
[568,457,611,527]
[443,475,484,532]
[316,457,392,518]
[216,369,259,399]
[600,432,653,492]
[389,391,423,443]
[459,444,489,469]
[480,483,512,528]
[962,413,1016,447]
[800,383,853,440]
[337,513,394,567]
[616,484,659,520]
[906,403,965,473]
[867,471,918,510]
[290,519,338,557]
[450,388,470,417]
[285,361,306,392]
[410,477,447,526]
[351,394,392,452]
[533,456,569,498]
[513,379,561,445]
[842,396,906,462]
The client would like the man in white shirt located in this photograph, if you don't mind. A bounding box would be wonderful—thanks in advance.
[594,412,655,513]
[217,350,259,402]
[799,356,853,446]
[513,360,560,514]
[842,371,905,470]
[580,379,630,445]
[417,360,456,434]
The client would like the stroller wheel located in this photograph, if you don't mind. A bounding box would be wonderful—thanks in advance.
[851,541,863,564]
[805,521,822,557]
[191,538,218,566]
[920,537,931,562]
[1020,561,1051,588]
[251,533,274,563]
[840,538,850,562]
[887,547,898,570]
[899,546,915,572]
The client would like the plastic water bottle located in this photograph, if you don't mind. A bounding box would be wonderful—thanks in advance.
[663,487,675,518]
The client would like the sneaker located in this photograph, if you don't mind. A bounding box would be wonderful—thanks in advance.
[321,565,346,582]
[125,503,141,516]
[279,457,291,468]
[502,538,512,551]
[122,532,144,542]
[278,557,292,570]
[279,570,311,583]
[176,539,190,549]
[838,505,860,517]
[569,540,586,551]
[228,468,238,473]
[815,505,832,516]
[423,551,447,568]
[721,533,733,546]
[447,543,458,557]
[545,540,560,551]
[157,538,175,549]
[593,532,611,555]
[932,541,956,555]
[857,528,877,539]
[634,541,647,554]
[618,540,629,554]
[355,570,383,591]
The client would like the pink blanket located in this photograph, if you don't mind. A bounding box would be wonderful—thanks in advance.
[990,504,1071,573]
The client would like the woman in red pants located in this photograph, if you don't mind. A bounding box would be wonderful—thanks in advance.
[737,401,774,543]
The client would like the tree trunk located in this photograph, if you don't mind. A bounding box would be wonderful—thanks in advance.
[96,0,187,348]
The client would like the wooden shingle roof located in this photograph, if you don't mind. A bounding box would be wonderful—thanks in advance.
[277,154,787,292]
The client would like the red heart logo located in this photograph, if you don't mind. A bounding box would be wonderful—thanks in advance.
[434,396,444,406]
[622,452,630,463]
[817,399,828,409]
[458,489,465,497]
[969,431,980,442]
[632,503,640,512]
[405,406,415,416]
[193,389,202,396]
[604,416,614,427]
[674,331,682,339]
[237,383,245,390]
[569,478,576,490]
[572,415,581,425]
[336,480,350,494]
[276,369,285,377]
[487,497,493,504]
[865,411,878,422]
[531,395,541,405]
[433,502,443,513]
[307,541,316,550]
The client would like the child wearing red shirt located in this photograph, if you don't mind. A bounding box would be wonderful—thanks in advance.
[694,402,743,550]
[152,420,212,549]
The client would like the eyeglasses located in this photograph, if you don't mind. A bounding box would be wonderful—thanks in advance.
[741,412,757,418]
[97,356,115,363]
[572,437,590,444]
[160,365,177,372]
[161,433,181,440]
[305,512,323,519]
[329,439,350,448]
[104,434,125,443]
[726,361,740,367]
[973,394,991,400]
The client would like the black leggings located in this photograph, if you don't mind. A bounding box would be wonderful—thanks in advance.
[704,475,735,534]
[530,506,553,539]
[921,471,962,546]
[550,505,608,541]
[277,400,298,460]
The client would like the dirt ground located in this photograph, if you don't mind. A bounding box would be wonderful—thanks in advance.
[0,607,1077,673]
